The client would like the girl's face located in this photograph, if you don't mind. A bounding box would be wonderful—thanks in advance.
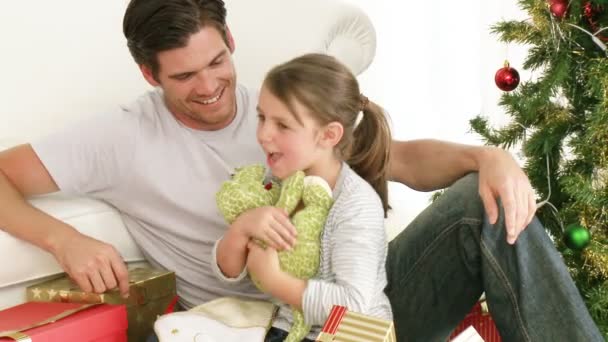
[256,86,327,180]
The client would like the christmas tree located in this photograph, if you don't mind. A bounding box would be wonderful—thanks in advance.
[470,0,608,337]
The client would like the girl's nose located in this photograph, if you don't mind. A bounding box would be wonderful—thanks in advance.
[257,123,270,143]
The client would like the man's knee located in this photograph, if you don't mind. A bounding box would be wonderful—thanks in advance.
[449,172,480,194]
[437,172,485,217]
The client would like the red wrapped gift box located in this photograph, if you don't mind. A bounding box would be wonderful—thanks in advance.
[449,301,501,342]
[0,302,127,342]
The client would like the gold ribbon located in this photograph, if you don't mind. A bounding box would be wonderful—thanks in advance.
[0,303,99,340]
[0,331,32,341]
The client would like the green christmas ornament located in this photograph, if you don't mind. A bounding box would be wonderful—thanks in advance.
[563,224,591,251]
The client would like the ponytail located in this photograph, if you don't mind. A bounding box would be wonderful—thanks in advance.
[347,100,391,216]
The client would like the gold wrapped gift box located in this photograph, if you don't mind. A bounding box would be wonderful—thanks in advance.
[26,267,176,342]
[316,305,396,342]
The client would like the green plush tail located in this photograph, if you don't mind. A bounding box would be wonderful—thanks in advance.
[275,171,305,215]
[284,308,311,342]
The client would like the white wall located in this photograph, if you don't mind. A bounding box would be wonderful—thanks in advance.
[0,1,149,143]
[343,0,528,235]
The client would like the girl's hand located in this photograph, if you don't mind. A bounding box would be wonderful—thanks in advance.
[234,206,297,251]
[247,241,281,290]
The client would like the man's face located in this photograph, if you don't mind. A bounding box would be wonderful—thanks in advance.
[144,26,237,131]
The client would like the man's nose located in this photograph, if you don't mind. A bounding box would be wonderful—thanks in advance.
[194,70,217,95]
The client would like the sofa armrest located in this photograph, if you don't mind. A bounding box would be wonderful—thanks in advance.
[227,0,376,87]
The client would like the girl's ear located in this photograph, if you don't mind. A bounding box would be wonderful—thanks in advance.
[319,122,344,148]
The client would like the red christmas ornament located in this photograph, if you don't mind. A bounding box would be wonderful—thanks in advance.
[549,0,568,19]
[495,61,520,92]
[584,1,608,41]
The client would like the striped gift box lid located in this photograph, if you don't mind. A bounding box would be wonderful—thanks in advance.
[316,305,396,342]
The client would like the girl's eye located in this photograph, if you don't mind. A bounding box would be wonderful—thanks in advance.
[257,114,265,121]
[278,123,288,129]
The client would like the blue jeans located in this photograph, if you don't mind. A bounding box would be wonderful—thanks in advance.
[384,173,603,341]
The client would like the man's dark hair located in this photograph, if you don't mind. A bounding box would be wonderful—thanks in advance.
[123,0,228,78]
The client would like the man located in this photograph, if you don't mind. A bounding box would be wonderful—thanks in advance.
[0,0,602,341]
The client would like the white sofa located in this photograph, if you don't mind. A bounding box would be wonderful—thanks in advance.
[0,0,408,311]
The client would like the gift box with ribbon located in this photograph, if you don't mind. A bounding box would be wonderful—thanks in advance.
[0,302,127,342]
[315,305,396,342]
[449,300,501,342]
[26,267,176,342]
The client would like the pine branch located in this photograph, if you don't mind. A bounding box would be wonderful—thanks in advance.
[491,20,540,44]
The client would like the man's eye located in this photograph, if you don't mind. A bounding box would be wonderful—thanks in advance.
[211,59,222,66]
[176,74,193,81]
[278,123,288,129]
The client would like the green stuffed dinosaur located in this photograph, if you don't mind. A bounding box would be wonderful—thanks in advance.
[216,164,334,342]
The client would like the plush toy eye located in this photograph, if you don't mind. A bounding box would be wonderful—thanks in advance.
[264,182,273,190]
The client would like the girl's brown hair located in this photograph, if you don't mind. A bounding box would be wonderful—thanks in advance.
[263,53,392,216]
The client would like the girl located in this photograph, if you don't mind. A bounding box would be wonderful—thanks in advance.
[217,53,393,341]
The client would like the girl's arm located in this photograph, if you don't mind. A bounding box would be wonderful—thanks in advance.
[215,206,297,279]
[214,219,251,279]
[246,242,307,309]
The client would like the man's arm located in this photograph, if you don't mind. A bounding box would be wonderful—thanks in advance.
[389,139,487,191]
[389,139,537,243]
[0,144,129,296]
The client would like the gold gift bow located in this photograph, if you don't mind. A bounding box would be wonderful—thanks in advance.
[0,303,99,341]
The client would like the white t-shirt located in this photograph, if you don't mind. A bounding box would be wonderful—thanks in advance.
[32,84,268,308]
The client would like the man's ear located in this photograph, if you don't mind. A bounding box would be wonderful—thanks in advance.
[139,65,160,87]
[226,26,236,53]
[319,122,344,148]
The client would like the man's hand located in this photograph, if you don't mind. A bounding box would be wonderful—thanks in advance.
[477,147,537,244]
[52,231,130,298]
